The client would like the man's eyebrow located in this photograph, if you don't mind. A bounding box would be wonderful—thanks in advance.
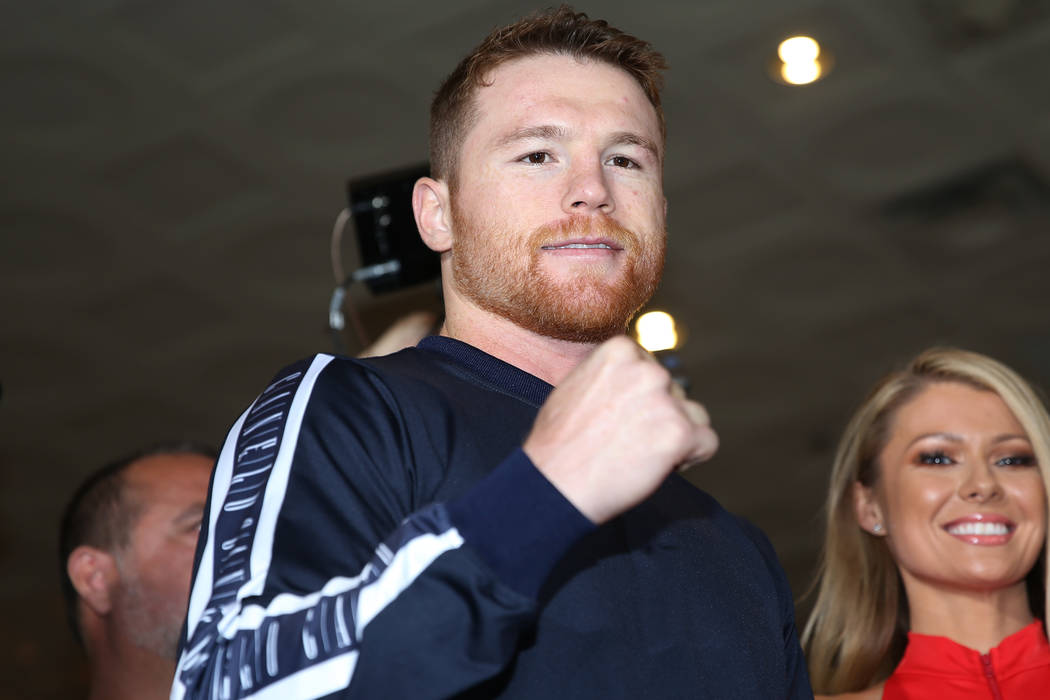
[174,502,206,525]
[608,131,661,161]
[493,124,569,149]
[492,125,661,161]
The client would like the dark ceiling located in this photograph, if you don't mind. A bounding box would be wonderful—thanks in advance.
[3,0,1050,696]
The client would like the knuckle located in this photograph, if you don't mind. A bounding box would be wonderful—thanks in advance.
[698,428,720,459]
[608,336,641,362]
[637,360,670,386]
[688,400,710,426]
[663,413,693,444]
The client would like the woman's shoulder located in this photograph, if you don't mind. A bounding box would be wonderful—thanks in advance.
[815,684,884,700]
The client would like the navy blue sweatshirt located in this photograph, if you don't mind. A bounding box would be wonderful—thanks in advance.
[173,337,812,699]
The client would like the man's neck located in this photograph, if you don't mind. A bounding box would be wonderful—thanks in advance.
[440,303,601,386]
[87,637,175,700]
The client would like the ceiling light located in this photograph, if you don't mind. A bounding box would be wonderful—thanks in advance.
[778,36,820,64]
[773,35,828,86]
[635,310,679,352]
[781,60,821,85]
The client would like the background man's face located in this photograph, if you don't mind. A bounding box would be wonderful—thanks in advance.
[111,453,212,659]
[448,54,667,342]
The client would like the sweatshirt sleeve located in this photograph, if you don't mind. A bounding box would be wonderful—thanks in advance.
[734,517,814,700]
[172,354,592,700]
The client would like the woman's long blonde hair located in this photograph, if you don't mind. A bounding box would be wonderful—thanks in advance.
[802,347,1050,694]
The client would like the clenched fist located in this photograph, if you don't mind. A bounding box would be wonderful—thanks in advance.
[523,335,718,524]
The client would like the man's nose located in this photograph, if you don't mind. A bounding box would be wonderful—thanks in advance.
[562,158,613,215]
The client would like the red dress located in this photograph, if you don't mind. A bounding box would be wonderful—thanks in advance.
[882,621,1050,699]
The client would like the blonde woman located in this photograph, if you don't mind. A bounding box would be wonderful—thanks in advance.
[804,348,1050,698]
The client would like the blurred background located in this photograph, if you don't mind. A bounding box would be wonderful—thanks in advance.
[3,0,1050,695]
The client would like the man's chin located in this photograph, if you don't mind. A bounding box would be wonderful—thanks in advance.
[536,321,630,344]
[511,292,642,343]
[452,246,660,344]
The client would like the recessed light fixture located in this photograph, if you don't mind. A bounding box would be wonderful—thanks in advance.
[635,310,679,352]
[772,35,831,85]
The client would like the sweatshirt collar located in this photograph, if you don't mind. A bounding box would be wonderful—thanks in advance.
[417,335,553,407]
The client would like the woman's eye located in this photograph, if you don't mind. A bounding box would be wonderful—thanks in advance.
[918,451,954,465]
[521,152,551,164]
[997,454,1036,467]
[607,155,637,169]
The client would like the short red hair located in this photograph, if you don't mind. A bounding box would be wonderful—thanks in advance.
[429,5,668,187]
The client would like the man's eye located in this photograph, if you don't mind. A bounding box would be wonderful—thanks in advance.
[918,451,954,465]
[607,155,638,169]
[521,152,551,164]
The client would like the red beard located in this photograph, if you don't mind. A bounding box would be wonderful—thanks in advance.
[450,211,665,343]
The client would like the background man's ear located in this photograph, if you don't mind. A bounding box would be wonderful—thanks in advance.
[852,481,886,536]
[67,546,120,616]
[412,177,453,254]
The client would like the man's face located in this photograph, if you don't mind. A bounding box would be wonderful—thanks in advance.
[111,453,212,659]
[448,54,666,342]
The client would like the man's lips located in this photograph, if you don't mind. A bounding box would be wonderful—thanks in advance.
[540,237,624,251]
[943,514,1016,544]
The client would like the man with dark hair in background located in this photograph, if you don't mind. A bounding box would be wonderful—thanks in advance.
[175,7,812,698]
[60,442,215,700]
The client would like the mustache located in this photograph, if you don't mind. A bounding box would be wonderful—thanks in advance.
[530,215,638,249]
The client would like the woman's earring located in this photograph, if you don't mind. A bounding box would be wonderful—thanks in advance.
[872,523,883,534]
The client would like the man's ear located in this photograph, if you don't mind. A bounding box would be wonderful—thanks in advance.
[852,481,885,536]
[412,176,453,254]
[67,546,119,616]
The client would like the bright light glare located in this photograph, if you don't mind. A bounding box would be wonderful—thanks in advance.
[778,36,820,63]
[781,60,821,85]
[635,311,678,352]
